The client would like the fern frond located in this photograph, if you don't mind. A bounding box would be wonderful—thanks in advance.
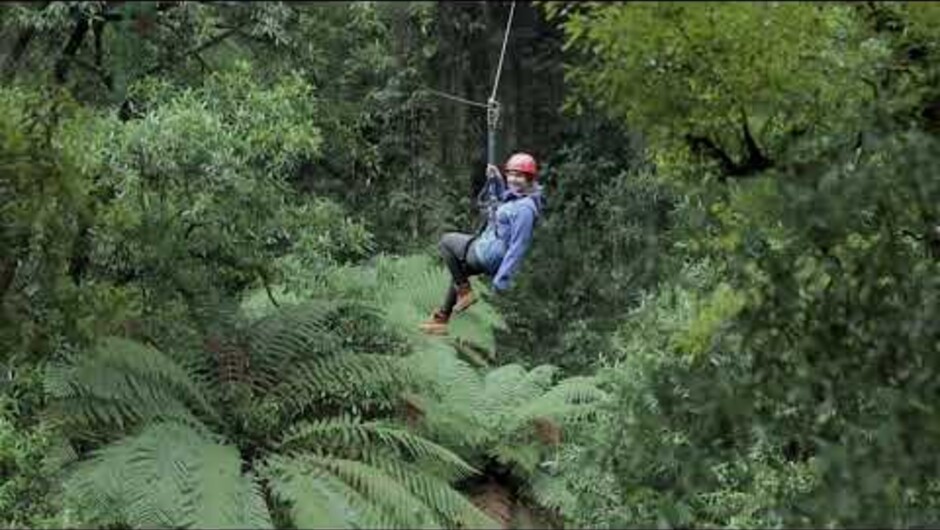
[492,441,543,475]
[546,375,609,404]
[44,392,201,435]
[303,454,442,529]
[269,354,416,417]
[509,376,607,428]
[245,300,346,389]
[406,341,484,401]
[403,342,490,446]
[263,457,355,529]
[63,421,271,529]
[262,454,393,529]
[477,363,547,421]
[520,364,561,391]
[280,416,477,479]
[529,471,579,515]
[185,444,272,528]
[361,451,500,530]
[482,363,529,391]
[369,254,505,355]
[44,337,216,433]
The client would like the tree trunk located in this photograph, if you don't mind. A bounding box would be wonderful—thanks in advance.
[54,17,91,84]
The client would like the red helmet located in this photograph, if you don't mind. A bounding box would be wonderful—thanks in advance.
[504,152,538,179]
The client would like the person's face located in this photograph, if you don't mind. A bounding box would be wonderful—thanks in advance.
[506,169,531,191]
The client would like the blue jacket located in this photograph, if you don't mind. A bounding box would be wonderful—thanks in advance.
[472,177,545,292]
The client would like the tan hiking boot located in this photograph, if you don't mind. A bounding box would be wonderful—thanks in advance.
[453,284,476,313]
[418,310,449,335]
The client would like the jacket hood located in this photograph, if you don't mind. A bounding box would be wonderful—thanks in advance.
[503,183,545,215]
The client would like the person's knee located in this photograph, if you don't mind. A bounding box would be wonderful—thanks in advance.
[439,232,462,256]
[438,234,453,256]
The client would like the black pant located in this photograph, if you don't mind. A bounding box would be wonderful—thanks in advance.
[438,232,487,317]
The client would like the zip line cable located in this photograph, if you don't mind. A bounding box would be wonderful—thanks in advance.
[417,87,489,109]
[414,3,518,217]
[420,1,517,118]
[490,0,516,104]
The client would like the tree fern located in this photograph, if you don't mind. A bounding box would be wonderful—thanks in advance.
[48,289,497,529]
[49,251,597,528]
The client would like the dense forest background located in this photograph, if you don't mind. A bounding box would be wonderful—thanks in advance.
[3,1,940,528]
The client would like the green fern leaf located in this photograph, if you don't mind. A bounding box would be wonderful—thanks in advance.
[262,454,393,529]
[510,376,607,428]
[44,338,216,433]
[529,471,579,514]
[185,443,272,528]
[280,416,477,479]
[246,300,346,389]
[63,421,272,529]
[360,451,500,530]
[301,454,441,529]
[269,354,416,417]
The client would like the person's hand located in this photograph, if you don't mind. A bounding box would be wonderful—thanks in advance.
[486,164,502,181]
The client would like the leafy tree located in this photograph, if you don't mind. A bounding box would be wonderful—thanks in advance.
[550,2,940,527]
[554,2,889,182]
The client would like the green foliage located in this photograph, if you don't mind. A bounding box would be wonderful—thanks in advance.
[63,421,271,529]
[47,291,497,529]
[253,1,450,252]
[0,85,100,359]
[3,3,586,528]
[0,395,65,529]
[551,2,940,528]
[15,1,940,528]
[247,252,606,520]
[556,2,888,181]
[494,113,674,372]
[548,262,819,528]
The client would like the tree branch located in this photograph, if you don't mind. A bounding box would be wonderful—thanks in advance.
[54,17,90,84]
[739,107,772,174]
[144,25,244,77]
[0,255,19,302]
[90,17,114,89]
[71,57,113,88]
[928,224,940,260]
[685,133,736,176]
[685,112,775,181]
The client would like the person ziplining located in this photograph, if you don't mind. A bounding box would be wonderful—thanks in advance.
[419,153,544,335]
[417,1,545,336]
